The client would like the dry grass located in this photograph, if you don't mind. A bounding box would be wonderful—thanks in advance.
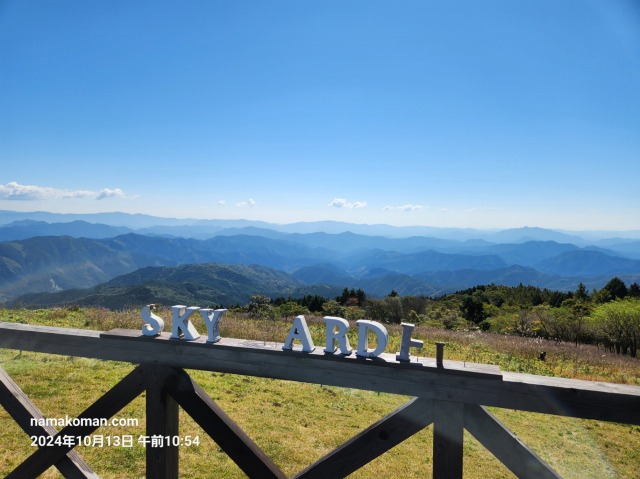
[405,325,640,385]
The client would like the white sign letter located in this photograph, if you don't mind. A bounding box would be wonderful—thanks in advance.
[141,304,164,336]
[199,308,227,343]
[395,323,423,362]
[323,316,352,355]
[282,315,315,352]
[355,320,388,358]
[171,305,201,341]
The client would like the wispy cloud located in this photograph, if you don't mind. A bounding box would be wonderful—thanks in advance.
[95,188,126,200]
[328,198,367,209]
[217,200,226,206]
[235,198,256,208]
[383,204,425,212]
[0,181,130,201]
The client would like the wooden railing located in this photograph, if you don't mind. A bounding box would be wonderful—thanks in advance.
[1,321,639,478]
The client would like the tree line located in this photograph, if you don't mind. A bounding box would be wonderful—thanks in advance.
[243,279,640,357]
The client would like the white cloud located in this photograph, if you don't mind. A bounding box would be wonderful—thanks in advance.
[328,198,367,209]
[235,198,256,208]
[0,181,58,200]
[62,190,96,199]
[217,200,226,206]
[0,181,129,201]
[96,188,126,200]
[383,204,425,212]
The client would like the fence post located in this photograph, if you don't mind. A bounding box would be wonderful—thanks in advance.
[433,400,464,479]
[146,366,179,479]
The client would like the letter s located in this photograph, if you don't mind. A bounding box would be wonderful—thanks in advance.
[141,304,164,336]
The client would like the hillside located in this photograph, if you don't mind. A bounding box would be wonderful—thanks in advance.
[9,263,339,309]
[0,233,332,302]
[0,236,143,300]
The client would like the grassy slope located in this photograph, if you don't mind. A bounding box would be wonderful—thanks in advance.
[0,307,639,478]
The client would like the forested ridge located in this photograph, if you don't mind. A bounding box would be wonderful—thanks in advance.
[261,278,640,357]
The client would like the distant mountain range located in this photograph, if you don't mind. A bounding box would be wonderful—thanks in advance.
[3,209,640,242]
[1,210,639,308]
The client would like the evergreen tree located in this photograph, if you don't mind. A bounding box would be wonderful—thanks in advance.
[602,277,628,301]
[575,282,589,302]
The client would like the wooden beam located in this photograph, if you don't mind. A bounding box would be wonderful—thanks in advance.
[6,365,147,479]
[1,323,640,425]
[433,400,464,479]
[294,397,434,479]
[0,366,99,479]
[145,366,179,479]
[464,404,561,479]
[168,368,287,479]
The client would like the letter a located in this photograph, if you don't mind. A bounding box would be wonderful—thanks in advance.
[282,315,315,352]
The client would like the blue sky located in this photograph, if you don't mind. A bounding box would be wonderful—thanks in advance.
[1,0,639,230]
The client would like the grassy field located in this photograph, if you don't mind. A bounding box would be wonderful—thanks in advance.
[1,307,639,478]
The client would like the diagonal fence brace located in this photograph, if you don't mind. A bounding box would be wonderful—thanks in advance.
[6,365,148,479]
[168,367,288,479]
[294,397,434,479]
[464,403,561,479]
[0,366,99,479]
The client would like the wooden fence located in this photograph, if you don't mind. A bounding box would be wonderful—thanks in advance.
[1,320,640,478]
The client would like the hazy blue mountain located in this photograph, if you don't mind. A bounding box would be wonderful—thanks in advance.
[481,241,580,266]
[0,210,200,228]
[484,227,589,245]
[291,263,355,285]
[345,249,507,275]
[598,241,640,260]
[2,216,639,306]
[413,266,558,292]
[0,220,133,241]
[105,233,334,271]
[353,272,438,297]
[248,220,487,239]
[204,226,292,240]
[285,232,463,254]
[3,209,640,243]
[200,235,332,271]
[535,250,640,277]
[137,221,280,239]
